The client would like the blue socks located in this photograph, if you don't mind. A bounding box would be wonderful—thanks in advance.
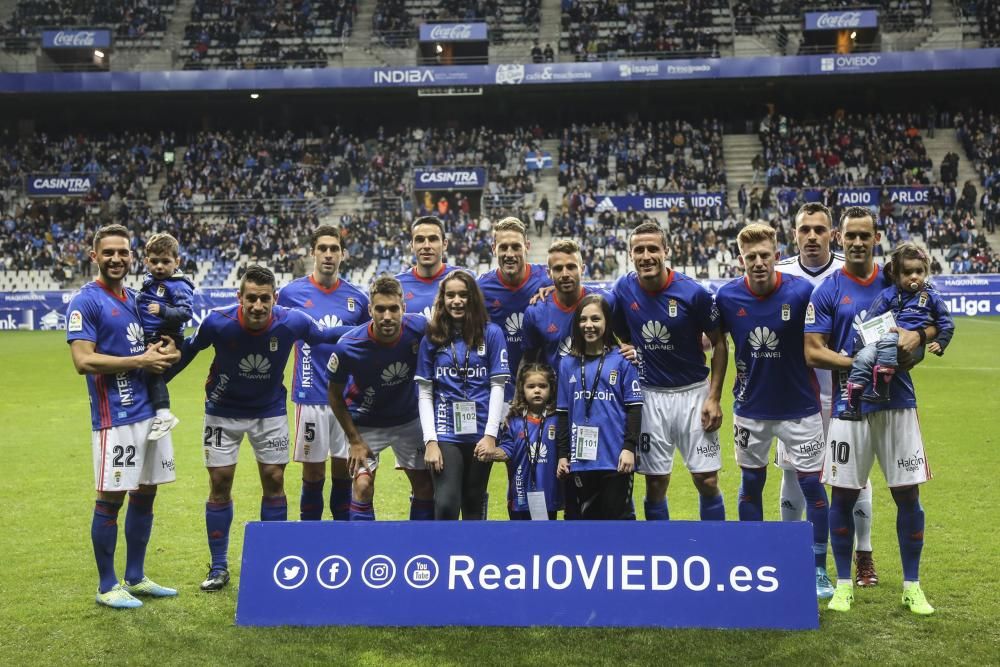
[331,478,352,521]
[699,492,726,521]
[206,500,233,571]
[896,497,925,582]
[350,498,375,521]
[124,492,155,585]
[643,499,670,521]
[829,489,859,580]
[261,495,288,522]
[797,472,830,568]
[409,496,435,521]
[738,467,767,521]
[92,500,122,594]
[300,478,325,521]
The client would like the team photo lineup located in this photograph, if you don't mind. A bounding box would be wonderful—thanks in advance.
[74,201,942,616]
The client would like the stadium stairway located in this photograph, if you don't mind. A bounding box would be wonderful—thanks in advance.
[537,0,562,53]
[923,129,980,200]
[723,134,761,209]
[526,138,560,263]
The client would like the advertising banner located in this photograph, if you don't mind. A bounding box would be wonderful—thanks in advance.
[595,192,726,211]
[235,521,818,629]
[26,173,95,196]
[413,167,486,190]
[41,29,112,49]
[418,23,489,42]
[804,10,879,31]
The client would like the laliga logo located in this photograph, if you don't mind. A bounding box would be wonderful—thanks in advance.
[815,12,863,29]
[496,64,525,85]
[429,24,473,40]
[52,30,98,46]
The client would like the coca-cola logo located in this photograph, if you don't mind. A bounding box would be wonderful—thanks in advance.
[815,12,862,28]
[429,24,473,41]
[52,30,97,46]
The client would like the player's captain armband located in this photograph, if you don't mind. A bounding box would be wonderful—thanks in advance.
[68,309,83,332]
[858,311,896,346]
[804,303,815,325]
[326,352,339,373]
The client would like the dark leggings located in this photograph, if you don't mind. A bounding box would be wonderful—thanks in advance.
[565,470,635,520]
[432,442,493,520]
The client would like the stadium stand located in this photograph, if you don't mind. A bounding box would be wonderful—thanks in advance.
[560,0,728,60]
[1,0,174,52]
[372,0,540,48]
[181,0,355,70]
[958,0,1000,48]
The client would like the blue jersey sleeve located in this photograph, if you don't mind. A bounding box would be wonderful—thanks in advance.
[486,323,511,378]
[415,336,435,383]
[521,306,541,358]
[499,421,519,458]
[695,284,720,334]
[621,355,643,405]
[866,287,895,321]
[556,355,572,411]
[610,278,630,342]
[159,278,194,327]
[66,293,99,343]
[929,290,956,351]
[805,280,836,335]
[327,341,350,385]
[166,314,215,381]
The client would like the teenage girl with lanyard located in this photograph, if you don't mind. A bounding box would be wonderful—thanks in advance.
[416,271,509,520]
[492,363,563,520]
[556,294,643,520]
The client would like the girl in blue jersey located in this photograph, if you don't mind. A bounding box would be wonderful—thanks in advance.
[556,294,642,520]
[493,363,562,520]
[417,271,510,520]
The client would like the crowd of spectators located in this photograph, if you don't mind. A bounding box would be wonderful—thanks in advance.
[756,111,933,188]
[958,0,1000,47]
[183,0,354,68]
[0,130,171,202]
[734,0,930,37]
[562,0,722,61]
[1,0,172,47]
[559,119,727,194]
[373,0,539,47]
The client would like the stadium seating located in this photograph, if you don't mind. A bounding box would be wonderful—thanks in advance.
[560,0,729,61]
[958,0,1000,48]
[372,0,540,48]
[181,0,354,70]
[1,0,175,52]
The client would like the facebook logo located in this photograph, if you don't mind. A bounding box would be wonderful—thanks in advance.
[316,555,351,589]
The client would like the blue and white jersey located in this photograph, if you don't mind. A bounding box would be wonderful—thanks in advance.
[66,281,155,430]
[611,270,719,388]
[806,266,917,416]
[395,264,465,319]
[277,276,369,405]
[414,322,510,445]
[556,348,643,473]
[521,287,614,373]
[500,413,563,512]
[716,273,819,420]
[866,284,955,352]
[328,314,426,428]
[176,304,340,419]
[478,264,552,399]
[136,272,195,338]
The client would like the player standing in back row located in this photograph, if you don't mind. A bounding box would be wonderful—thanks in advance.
[277,225,369,522]
[612,221,728,522]
[776,202,879,588]
[396,216,466,319]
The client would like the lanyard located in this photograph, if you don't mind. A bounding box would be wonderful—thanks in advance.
[523,413,549,492]
[579,351,606,422]
[448,339,472,392]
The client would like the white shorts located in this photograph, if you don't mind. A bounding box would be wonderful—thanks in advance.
[293,404,348,463]
[735,412,825,472]
[355,418,425,475]
[776,397,831,471]
[823,409,930,489]
[638,381,722,475]
[92,418,177,492]
[203,415,290,468]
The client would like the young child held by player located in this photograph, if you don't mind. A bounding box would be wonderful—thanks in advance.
[136,233,194,439]
[841,242,955,420]
[492,363,563,520]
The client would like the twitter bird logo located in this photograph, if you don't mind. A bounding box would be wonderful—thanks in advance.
[283,566,301,580]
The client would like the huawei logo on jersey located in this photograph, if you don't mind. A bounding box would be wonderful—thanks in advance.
[239,354,272,379]
[852,310,869,332]
[529,441,549,461]
[125,322,144,346]
[380,361,410,386]
[505,313,523,337]
[748,327,780,358]
[557,336,573,357]
[421,305,434,319]
[641,320,670,344]
[546,323,559,334]
[319,314,343,328]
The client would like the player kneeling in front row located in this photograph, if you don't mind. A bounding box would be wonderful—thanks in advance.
[167,265,345,591]
[715,223,833,600]
[326,276,434,521]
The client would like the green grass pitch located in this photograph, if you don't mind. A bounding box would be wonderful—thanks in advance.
[1,318,998,665]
